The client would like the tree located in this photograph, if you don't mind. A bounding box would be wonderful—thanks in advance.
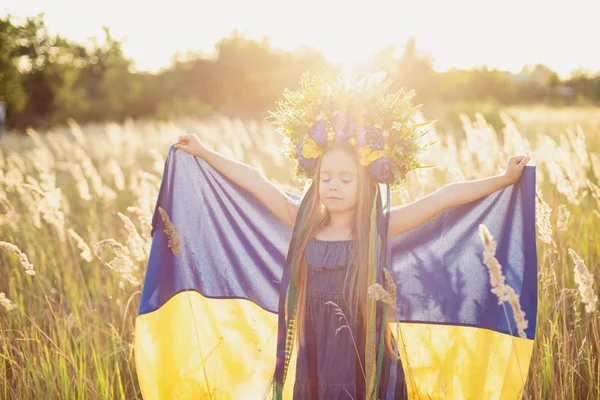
[83,27,141,122]
[0,15,28,119]
[391,37,439,103]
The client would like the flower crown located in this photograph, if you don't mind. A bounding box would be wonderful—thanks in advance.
[269,71,435,191]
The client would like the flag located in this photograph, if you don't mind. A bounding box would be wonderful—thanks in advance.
[135,144,537,399]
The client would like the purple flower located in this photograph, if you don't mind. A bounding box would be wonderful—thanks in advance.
[357,126,384,150]
[296,141,317,171]
[309,119,328,147]
[331,111,356,143]
[368,157,395,183]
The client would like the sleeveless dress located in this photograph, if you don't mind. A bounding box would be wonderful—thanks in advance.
[292,238,408,400]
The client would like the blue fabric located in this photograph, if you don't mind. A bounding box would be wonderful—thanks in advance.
[139,144,537,341]
[140,144,295,316]
[388,174,538,339]
[136,144,538,399]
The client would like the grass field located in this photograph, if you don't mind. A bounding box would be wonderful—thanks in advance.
[0,107,599,399]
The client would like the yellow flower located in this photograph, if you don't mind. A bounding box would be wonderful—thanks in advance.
[302,138,322,159]
[359,146,373,165]
[359,146,371,157]
[359,146,370,156]
[327,130,335,142]
[348,137,357,146]
[367,150,384,164]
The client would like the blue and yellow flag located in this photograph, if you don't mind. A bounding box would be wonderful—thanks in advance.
[135,144,537,399]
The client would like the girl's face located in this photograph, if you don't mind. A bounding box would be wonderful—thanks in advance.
[318,147,359,213]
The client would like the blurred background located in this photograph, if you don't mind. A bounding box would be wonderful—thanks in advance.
[1,0,599,132]
[1,1,599,399]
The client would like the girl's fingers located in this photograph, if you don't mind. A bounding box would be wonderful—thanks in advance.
[509,155,529,168]
[518,155,531,167]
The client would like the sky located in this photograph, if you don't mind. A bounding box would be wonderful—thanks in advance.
[2,0,598,78]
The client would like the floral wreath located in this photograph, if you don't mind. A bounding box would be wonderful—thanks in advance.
[268,71,435,191]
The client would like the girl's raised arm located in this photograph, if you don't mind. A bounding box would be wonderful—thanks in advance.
[174,134,299,228]
[389,155,530,237]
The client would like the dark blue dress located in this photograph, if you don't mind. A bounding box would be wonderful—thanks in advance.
[293,238,408,400]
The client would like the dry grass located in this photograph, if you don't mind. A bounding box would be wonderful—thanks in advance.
[479,224,529,339]
[0,107,598,399]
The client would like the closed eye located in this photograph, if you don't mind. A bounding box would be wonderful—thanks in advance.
[322,179,352,184]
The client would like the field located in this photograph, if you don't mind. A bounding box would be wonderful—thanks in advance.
[0,107,599,399]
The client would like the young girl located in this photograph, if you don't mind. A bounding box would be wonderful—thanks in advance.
[173,74,530,399]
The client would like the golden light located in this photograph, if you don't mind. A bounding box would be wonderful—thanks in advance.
[3,0,599,77]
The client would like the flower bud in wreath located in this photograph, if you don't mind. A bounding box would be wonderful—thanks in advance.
[357,126,384,151]
[332,111,356,143]
[295,141,318,172]
[309,119,329,147]
[368,157,395,183]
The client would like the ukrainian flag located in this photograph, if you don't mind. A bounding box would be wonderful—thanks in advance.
[135,145,537,399]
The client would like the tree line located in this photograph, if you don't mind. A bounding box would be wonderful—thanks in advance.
[1,13,600,131]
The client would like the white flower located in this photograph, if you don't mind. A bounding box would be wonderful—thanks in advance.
[392,122,403,131]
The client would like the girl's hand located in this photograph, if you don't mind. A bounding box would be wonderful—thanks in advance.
[174,134,206,158]
[503,155,531,185]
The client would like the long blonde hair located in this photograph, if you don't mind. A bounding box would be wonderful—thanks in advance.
[292,144,397,359]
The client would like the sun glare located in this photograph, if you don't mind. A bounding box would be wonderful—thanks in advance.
[3,0,599,77]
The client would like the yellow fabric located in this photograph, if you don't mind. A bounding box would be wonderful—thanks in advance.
[391,323,534,400]
[135,291,296,400]
[135,291,533,400]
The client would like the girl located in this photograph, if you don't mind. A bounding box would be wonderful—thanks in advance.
[173,75,530,400]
